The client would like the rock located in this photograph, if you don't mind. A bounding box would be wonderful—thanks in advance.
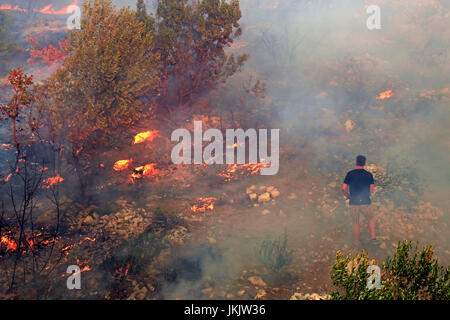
[248,276,267,287]
[258,186,267,192]
[288,193,297,200]
[270,189,280,198]
[237,290,246,296]
[83,216,94,225]
[258,193,271,203]
[201,288,213,294]
[380,242,387,249]
[249,193,258,201]
[208,237,216,244]
[255,289,266,299]
[290,292,304,300]
[226,293,235,299]
[266,186,275,192]
[345,119,355,132]
[262,209,270,215]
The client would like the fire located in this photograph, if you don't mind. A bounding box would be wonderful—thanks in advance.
[376,90,393,100]
[218,163,271,182]
[191,197,217,213]
[133,130,160,145]
[0,4,26,12]
[1,235,18,252]
[42,174,64,189]
[0,1,79,15]
[131,163,159,180]
[113,159,133,171]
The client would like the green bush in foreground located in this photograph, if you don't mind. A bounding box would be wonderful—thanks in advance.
[330,240,450,300]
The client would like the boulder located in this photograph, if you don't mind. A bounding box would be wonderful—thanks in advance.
[258,193,271,203]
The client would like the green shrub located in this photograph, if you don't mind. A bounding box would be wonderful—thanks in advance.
[255,231,293,273]
[330,240,450,300]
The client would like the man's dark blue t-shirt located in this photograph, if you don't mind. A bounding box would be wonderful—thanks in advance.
[344,169,374,205]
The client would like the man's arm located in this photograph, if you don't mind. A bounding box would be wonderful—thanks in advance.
[342,183,349,198]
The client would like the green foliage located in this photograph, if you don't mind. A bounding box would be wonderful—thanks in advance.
[255,230,293,273]
[155,0,249,106]
[330,241,450,300]
[43,0,161,145]
[136,0,155,32]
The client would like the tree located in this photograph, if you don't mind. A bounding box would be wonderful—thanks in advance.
[40,0,161,198]
[330,240,450,300]
[154,0,249,108]
[136,0,155,32]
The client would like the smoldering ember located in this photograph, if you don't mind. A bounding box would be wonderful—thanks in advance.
[171,121,280,175]
[0,0,449,302]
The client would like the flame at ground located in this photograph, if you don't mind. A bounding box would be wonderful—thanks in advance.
[42,174,64,189]
[130,163,160,181]
[191,197,217,213]
[113,159,133,171]
[133,130,160,145]
[376,90,393,100]
[0,4,26,12]
[1,235,18,252]
[218,163,271,182]
[0,1,78,14]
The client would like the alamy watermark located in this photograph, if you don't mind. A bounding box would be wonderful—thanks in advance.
[366,5,381,30]
[66,265,81,289]
[171,121,279,175]
[66,5,81,30]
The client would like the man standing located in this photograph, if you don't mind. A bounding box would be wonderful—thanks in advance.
[342,155,377,246]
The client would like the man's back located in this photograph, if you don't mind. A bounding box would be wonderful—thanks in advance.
[344,169,374,205]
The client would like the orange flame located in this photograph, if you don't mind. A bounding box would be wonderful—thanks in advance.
[133,130,160,145]
[42,174,64,189]
[0,4,27,12]
[376,90,393,100]
[1,235,18,252]
[131,163,159,180]
[113,159,133,171]
[0,1,78,14]
[191,197,217,213]
[218,163,271,181]
[34,1,78,15]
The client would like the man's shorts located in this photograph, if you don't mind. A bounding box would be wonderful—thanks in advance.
[349,205,373,224]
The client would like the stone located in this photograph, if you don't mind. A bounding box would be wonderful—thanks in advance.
[270,189,280,198]
[258,186,267,192]
[266,186,275,192]
[83,216,94,225]
[262,209,270,215]
[248,276,267,287]
[258,193,271,203]
[345,119,355,132]
[201,287,213,294]
[237,290,246,296]
[255,289,266,299]
[249,193,258,201]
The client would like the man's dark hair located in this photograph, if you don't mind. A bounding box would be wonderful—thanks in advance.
[356,155,366,166]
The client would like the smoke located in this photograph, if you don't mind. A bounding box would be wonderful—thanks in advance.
[159,0,449,298]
